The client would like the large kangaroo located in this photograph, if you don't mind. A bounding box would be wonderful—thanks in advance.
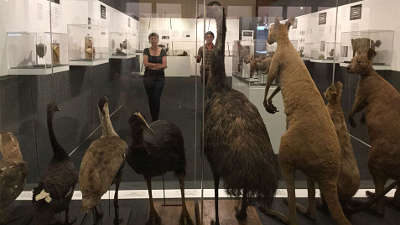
[262,18,351,225]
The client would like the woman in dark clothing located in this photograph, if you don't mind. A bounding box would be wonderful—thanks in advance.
[143,32,167,121]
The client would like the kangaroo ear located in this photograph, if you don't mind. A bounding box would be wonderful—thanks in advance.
[286,18,294,29]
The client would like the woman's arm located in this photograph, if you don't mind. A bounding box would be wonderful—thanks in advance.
[143,54,161,69]
[150,56,167,70]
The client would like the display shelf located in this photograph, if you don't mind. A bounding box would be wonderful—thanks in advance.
[339,62,392,71]
[8,65,70,75]
[69,59,109,66]
[310,59,337,64]
[109,55,136,59]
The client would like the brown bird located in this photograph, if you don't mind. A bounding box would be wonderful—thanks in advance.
[0,132,27,225]
[31,103,78,225]
[79,96,127,225]
[204,2,279,225]
[127,112,194,225]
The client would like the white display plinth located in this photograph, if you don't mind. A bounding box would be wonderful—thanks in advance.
[110,55,136,59]
[69,59,109,66]
[310,59,337,64]
[8,65,70,75]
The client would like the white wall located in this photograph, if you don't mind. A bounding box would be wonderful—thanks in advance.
[362,0,400,71]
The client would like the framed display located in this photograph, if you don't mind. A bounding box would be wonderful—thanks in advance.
[350,4,362,20]
[319,12,327,25]
[101,5,106,19]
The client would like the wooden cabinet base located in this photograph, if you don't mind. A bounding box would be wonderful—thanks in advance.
[150,199,262,225]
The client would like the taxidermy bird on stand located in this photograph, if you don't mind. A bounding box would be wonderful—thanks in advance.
[31,103,78,225]
[0,132,27,225]
[127,112,194,225]
[204,1,279,225]
[79,96,127,225]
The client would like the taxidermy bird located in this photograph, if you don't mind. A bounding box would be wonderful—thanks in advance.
[204,2,279,224]
[0,132,27,225]
[79,96,127,225]
[127,112,194,225]
[31,103,78,225]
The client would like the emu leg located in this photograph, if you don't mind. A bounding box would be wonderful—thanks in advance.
[113,170,123,225]
[211,174,220,225]
[146,176,161,225]
[178,174,194,225]
[235,189,248,221]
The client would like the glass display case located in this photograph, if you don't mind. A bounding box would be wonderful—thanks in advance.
[109,32,136,58]
[340,30,395,65]
[67,24,109,66]
[2,0,400,225]
[6,32,69,75]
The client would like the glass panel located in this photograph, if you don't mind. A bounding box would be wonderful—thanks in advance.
[1,0,399,224]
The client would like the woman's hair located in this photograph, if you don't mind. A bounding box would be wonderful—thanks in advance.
[148,32,159,40]
[205,31,214,38]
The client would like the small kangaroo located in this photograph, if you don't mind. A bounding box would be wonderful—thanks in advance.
[325,82,360,213]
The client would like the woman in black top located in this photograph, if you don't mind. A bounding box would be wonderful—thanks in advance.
[143,32,167,121]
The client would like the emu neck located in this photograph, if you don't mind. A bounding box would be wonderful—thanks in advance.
[101,110,118,137]
[207,9,227,90]
[47,111,68,159]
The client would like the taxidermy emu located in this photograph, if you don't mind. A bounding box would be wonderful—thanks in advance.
[79,96,127,225]
[204,2,279,225]
[30,103,78,225]
[262,18,350,225]
[0,132,27,225]
[127,112,194,225]
[347,49,400,216]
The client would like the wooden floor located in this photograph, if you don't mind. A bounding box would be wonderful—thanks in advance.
[6,198,400,225]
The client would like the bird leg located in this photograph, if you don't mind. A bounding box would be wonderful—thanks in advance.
[64,185,77,225]
[211,174,220,225]
[146,176,161,225]
[178,174,194,225]
[113,169,123,225]
[91,206,103,225]
[235,189,248,221]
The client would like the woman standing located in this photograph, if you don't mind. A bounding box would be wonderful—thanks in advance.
[143,32,167,121]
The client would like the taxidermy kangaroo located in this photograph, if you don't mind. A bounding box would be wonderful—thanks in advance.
[262,18,351,225]
[347,49,400,216]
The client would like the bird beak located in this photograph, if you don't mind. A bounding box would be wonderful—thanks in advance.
[134,112,155,134]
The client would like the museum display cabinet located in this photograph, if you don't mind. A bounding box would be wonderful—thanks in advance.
[109,32,137,58]
[340,30,394,65]
[2,0,400,225]
[67,24,109,66]
[6,32,69,75]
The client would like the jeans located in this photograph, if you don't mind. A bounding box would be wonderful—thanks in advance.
[143,75,165,121]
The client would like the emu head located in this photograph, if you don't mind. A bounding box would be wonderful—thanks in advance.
[347,49,375,75]
[267,18,294,45]
[324,81,343,104]
[206,1,223,19]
